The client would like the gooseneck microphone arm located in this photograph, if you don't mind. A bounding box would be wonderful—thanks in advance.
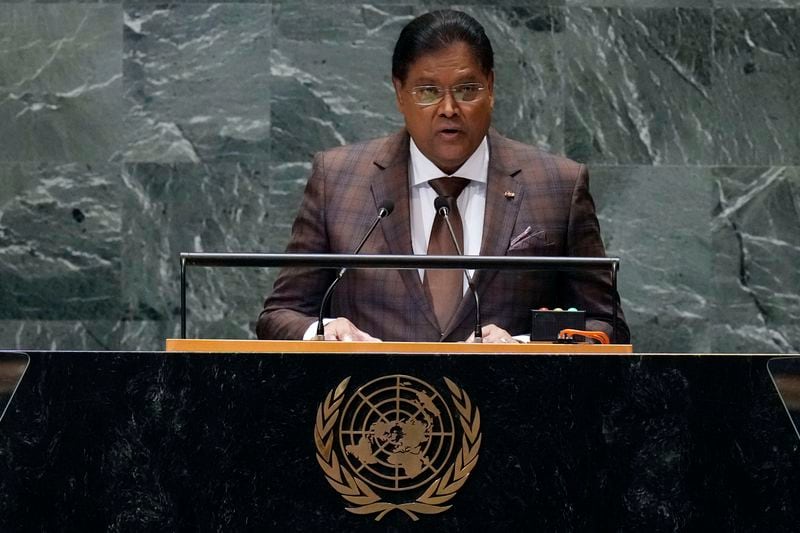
[315,200,394,340]
[434,196,482,343]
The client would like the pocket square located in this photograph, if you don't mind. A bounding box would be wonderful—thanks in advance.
[508,226,547,251]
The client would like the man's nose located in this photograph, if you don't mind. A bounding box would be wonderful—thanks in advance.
[438,90,459,117]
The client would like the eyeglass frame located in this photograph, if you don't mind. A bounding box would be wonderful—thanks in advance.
[406,82,488,106]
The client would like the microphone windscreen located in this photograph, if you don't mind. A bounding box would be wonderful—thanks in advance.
[379,200,395,216]
[434,196,449,212]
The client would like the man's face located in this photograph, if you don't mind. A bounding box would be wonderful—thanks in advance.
[393,42,494,175]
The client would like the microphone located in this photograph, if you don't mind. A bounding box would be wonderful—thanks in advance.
[314,200,395,340]
[433,196,482,343]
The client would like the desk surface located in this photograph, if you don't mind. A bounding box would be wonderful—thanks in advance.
[165,338,635,354]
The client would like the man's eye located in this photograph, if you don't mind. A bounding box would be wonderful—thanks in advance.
[416,87,441,100]
[454,84,481,100]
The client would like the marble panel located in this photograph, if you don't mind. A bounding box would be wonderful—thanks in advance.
[0,318,244,352]
[117,319,248,351]
[0,320,122,351]
[269,3,414,248]
[711,166,800,353]
[0,5,122,162]
[0,162,122,321]
[567,1,711,6]
[120,161,272,343]
[563,8,715,165]
[270,0,565,6]
[458,5,563,154]
[711,9,800,165]
[116,319,166,352]
[123,4,271,164]
[713,1,800,6]
[567,2,800,8]
[590,165,712,352]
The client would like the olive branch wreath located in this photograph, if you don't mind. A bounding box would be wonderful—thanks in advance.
[314,376,481,521]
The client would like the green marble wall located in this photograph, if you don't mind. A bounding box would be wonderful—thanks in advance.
[0,1,798,352]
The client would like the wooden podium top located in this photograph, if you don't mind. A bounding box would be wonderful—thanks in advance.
[165,338,634,354]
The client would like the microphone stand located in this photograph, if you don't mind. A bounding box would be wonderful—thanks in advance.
[314,203,393,340]
[436,202,482,343]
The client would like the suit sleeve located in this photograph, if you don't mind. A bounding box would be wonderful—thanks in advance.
[564,165,631,343]
[256,152,336,339]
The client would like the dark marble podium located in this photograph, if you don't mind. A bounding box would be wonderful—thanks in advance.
[1,349,798,532]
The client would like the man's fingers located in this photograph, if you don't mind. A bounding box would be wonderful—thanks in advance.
[323,318,381,342]
[355,332,382,342]
[323,319,350,341]
[479,323,516,343]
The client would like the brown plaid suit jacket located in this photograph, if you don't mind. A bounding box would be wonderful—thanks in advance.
[257,129,629,343]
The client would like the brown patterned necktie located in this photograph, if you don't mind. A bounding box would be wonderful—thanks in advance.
[424,177,470,331]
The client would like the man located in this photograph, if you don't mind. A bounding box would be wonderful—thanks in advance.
[257,10,629,344]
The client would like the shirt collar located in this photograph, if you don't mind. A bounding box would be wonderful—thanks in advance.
[409,136,489,187]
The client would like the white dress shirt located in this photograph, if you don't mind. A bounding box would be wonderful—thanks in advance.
[409,136,489,283]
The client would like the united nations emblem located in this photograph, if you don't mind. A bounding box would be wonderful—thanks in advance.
[314,375,481,521]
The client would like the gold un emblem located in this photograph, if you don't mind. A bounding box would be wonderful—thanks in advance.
[314,375,482,521]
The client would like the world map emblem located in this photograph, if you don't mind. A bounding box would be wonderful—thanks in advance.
[314,375,482,521]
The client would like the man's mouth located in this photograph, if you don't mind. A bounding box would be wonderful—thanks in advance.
[437,127,463,137]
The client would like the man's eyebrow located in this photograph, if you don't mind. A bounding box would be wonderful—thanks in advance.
[409,76,481,87]
[454,74,481,84]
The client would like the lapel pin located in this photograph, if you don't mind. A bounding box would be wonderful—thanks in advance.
[504,191,515,199]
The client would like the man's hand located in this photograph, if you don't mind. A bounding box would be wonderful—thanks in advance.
[324,318,382,342]
[465,323,518,343]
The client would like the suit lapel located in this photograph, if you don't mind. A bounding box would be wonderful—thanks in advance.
[370,131,441,333]
[370,134,413,256]
[444,132,524,338]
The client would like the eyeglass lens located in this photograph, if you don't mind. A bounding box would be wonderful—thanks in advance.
[412,84,484,105]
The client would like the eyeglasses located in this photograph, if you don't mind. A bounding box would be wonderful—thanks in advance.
[408,83,487,106]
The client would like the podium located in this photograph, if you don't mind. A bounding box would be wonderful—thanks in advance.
[1,344,798,531]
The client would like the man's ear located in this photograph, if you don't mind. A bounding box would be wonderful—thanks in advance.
[392,77,404,110]
[487,70,495,109]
